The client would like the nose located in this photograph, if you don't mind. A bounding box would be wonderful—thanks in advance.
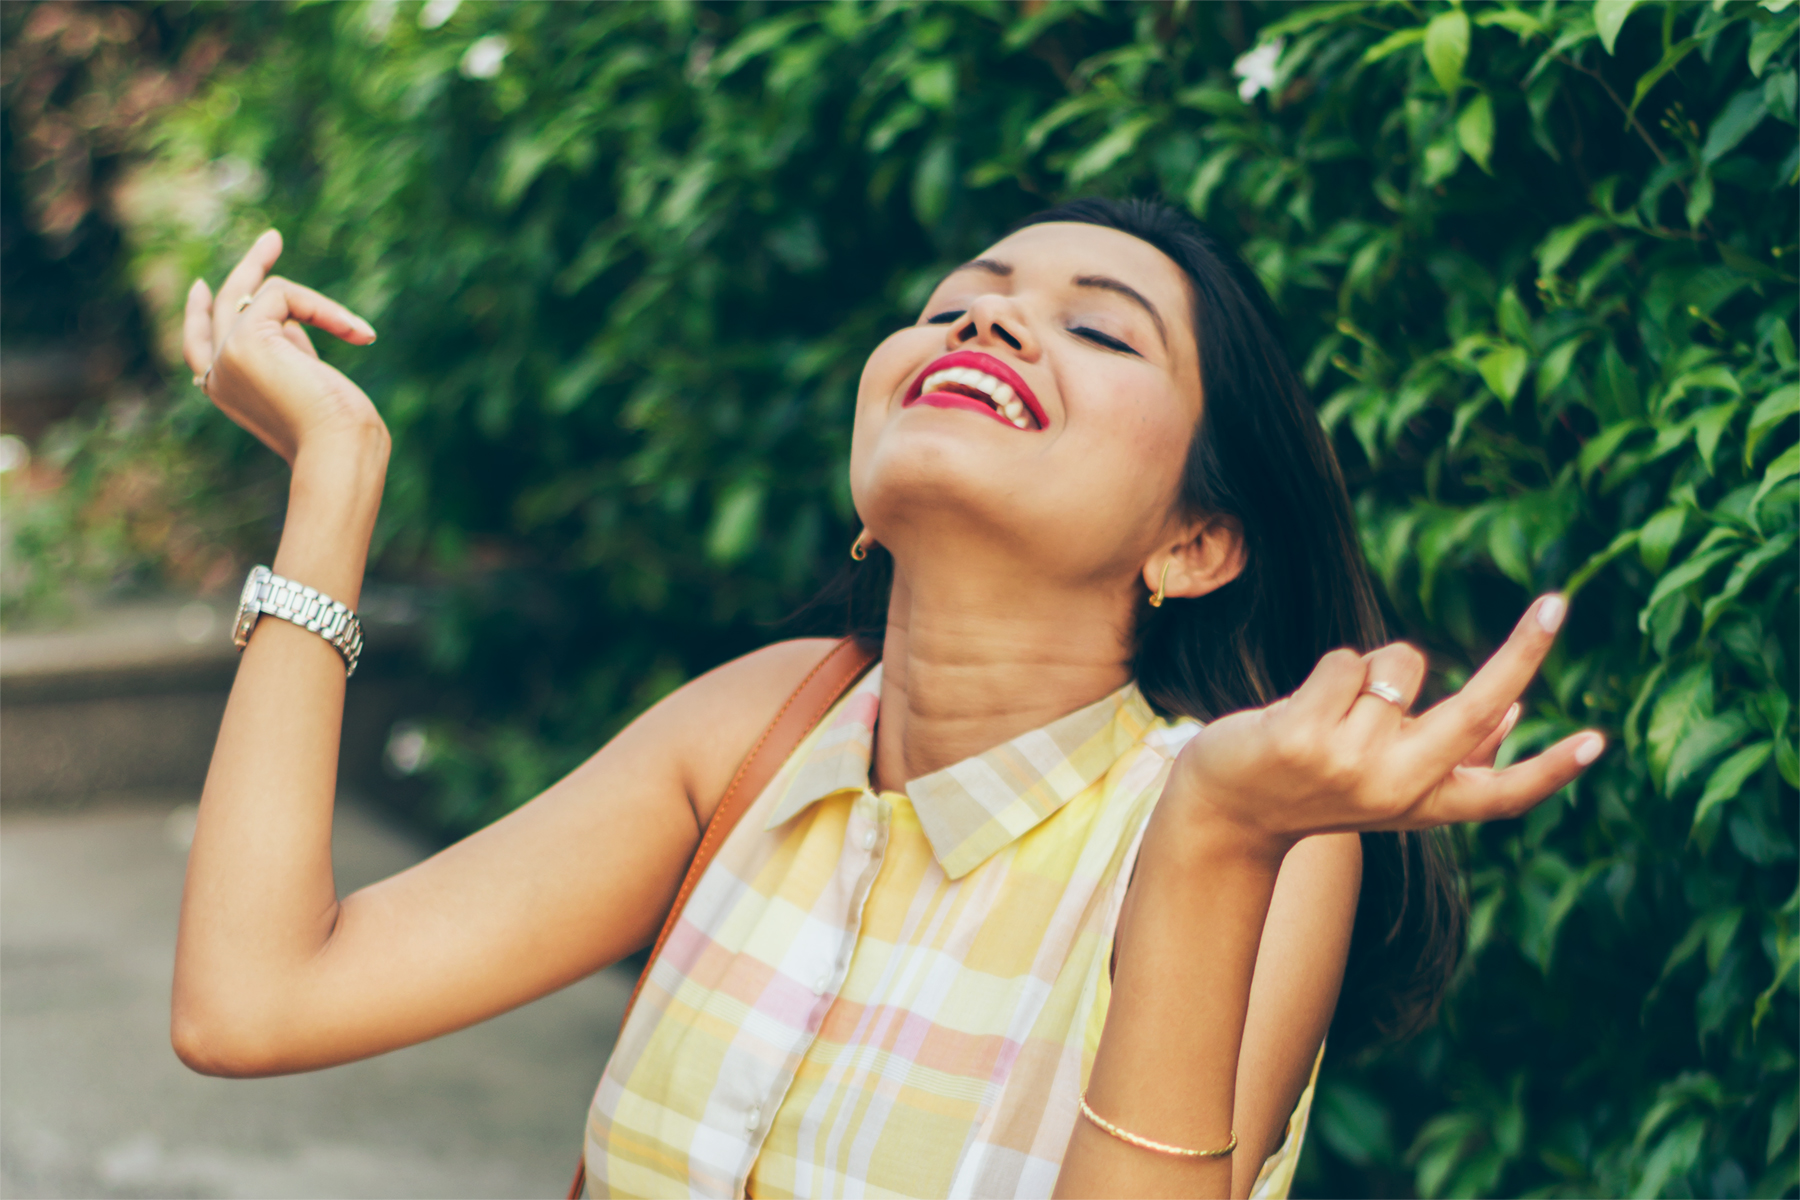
[951,293,1039,359]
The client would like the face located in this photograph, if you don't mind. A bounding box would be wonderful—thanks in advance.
[850,222,1204,589]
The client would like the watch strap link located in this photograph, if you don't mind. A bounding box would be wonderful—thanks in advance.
[234,565,364,677]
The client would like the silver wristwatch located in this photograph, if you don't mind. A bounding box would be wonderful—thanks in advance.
[233,564,364,677]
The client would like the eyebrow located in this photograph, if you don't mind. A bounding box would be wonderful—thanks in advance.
[1073,275,1167,348]
[944,259,1168,350]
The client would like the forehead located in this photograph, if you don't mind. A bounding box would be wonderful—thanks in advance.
[971,221,1193,317]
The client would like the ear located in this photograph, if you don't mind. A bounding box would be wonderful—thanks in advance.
[1142,514,1246,602]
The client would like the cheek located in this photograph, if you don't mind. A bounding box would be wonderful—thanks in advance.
[1067,370,1196,512]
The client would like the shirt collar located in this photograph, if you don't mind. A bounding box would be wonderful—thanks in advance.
[763,664,1160,879]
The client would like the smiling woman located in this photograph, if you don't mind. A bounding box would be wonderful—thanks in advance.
[170,197,1600,1200]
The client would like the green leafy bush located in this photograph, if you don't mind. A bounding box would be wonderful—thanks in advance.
[24,1,1797,1194]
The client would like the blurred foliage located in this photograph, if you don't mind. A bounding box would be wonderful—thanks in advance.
[7,1,1796,1195]
[1,2,264,607]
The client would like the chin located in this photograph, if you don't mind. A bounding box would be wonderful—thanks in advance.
[850,421,1038,549]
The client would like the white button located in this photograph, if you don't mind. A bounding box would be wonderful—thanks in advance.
[745,1105,760,1129]
[861,829,877,850]
[813,971,831,994]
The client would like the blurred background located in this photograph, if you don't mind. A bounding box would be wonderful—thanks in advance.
[1,1,1794,1197]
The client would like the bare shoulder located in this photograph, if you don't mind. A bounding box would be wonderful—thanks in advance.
[639,637,849,824]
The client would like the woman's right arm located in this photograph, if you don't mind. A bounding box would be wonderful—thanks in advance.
[171,232,831,1077]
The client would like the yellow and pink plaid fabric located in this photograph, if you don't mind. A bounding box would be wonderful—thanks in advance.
[583,665,1317,1198]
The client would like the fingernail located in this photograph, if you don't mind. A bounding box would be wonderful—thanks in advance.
[1536,595,1566,634]
[1501,702,1521,736]
[1573,733,1604,765]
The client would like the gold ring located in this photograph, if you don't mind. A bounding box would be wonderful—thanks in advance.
[1361,680,1405,706]
[236,293,254,312]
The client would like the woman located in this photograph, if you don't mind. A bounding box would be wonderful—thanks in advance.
[174,197,1603,1199]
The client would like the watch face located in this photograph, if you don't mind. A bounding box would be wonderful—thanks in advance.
[234,566,269,649]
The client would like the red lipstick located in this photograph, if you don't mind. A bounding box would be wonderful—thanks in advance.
[902,350,1048,431]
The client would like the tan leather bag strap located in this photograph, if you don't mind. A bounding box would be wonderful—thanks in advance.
[569,637,878,1198]
[620,634,879,1026]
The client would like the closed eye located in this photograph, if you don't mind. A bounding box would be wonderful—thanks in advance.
[1072,326,1140,356]
[926,310,966,325]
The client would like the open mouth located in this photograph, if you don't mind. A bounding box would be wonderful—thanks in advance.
[902,350,1047,431]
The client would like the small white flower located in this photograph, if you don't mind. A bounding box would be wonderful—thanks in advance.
[460,34,509,80]
[418,0,460,30]
[1233,39,1284,102]
[364,0,398,39]
[0,434,28,474]
[385,721,434,777]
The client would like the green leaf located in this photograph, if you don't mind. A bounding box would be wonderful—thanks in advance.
[1185,146,1240,218]
[705,479,764,566]
[1693,401,1739,474]
[910,135,955,227]
[1579,420,1647,484]
[1704,87,1771,163]
[905,60,956,111]
[1536,336,1586,398]
[1770,1089,1799,1164]
[1595,0,1644,54]
[1425,10,1471,95]
[1693,740,1773,829]
[1361,25,1428,64]
[1638,1118,1707,1198]
[1646,663,1712,780]
[1456,92,1496,172]
[1639,506,1688,573]
[1565,527,1640,597]
[1630,36,1699,118]
[1666,711,1750,795]
[1475,8,1543,38]
[1067,114,1153,184]
[1659,363,1742,415]
[1639,544,1741,632]
[1752,441,1800,510]
[1477,343,1529,406]
[1745,382,1799,465]
[1538,215,1610,277]
[1702,530,1800,632]
[1750,12,1798,76]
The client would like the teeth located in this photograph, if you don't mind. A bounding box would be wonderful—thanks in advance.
[919,366,1036,429]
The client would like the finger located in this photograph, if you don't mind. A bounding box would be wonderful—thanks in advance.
[1409,730,1603,827]
[1342,642,1426,738]
[279,319,319,359]
[1461,702,1521,770]
[183,278,216,378]
[213,229,284,348]
[1284,647,1368,725]
[245,276,376,346]
[1407,594,1565,775]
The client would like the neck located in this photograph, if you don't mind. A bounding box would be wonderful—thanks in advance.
[871,554,1137,792]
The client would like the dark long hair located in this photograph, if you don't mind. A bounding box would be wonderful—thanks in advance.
[821,197,1465,1049]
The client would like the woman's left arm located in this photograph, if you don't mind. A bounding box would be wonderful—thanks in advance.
[1232,831,1361,1196]
[1056,596,1601,1199]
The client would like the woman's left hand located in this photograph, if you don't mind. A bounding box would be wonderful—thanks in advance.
[1163,593,1600,854]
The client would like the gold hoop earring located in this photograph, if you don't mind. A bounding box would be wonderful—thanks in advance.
[851,530,873,561]
[1149,560,1172,608]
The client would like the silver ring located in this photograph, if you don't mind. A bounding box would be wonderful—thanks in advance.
[236,293,255,312]
[1362,680,1405,706]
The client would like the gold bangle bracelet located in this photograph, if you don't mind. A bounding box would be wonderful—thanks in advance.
[1078,1092,1238,1159]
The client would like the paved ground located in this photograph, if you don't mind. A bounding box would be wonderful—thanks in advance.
[1,795,636,1199]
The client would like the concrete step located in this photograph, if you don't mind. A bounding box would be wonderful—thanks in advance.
[1,593,428,810]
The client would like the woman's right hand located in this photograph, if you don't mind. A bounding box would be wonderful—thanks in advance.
[1163,593,1604,856]
[182,229,383,464]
